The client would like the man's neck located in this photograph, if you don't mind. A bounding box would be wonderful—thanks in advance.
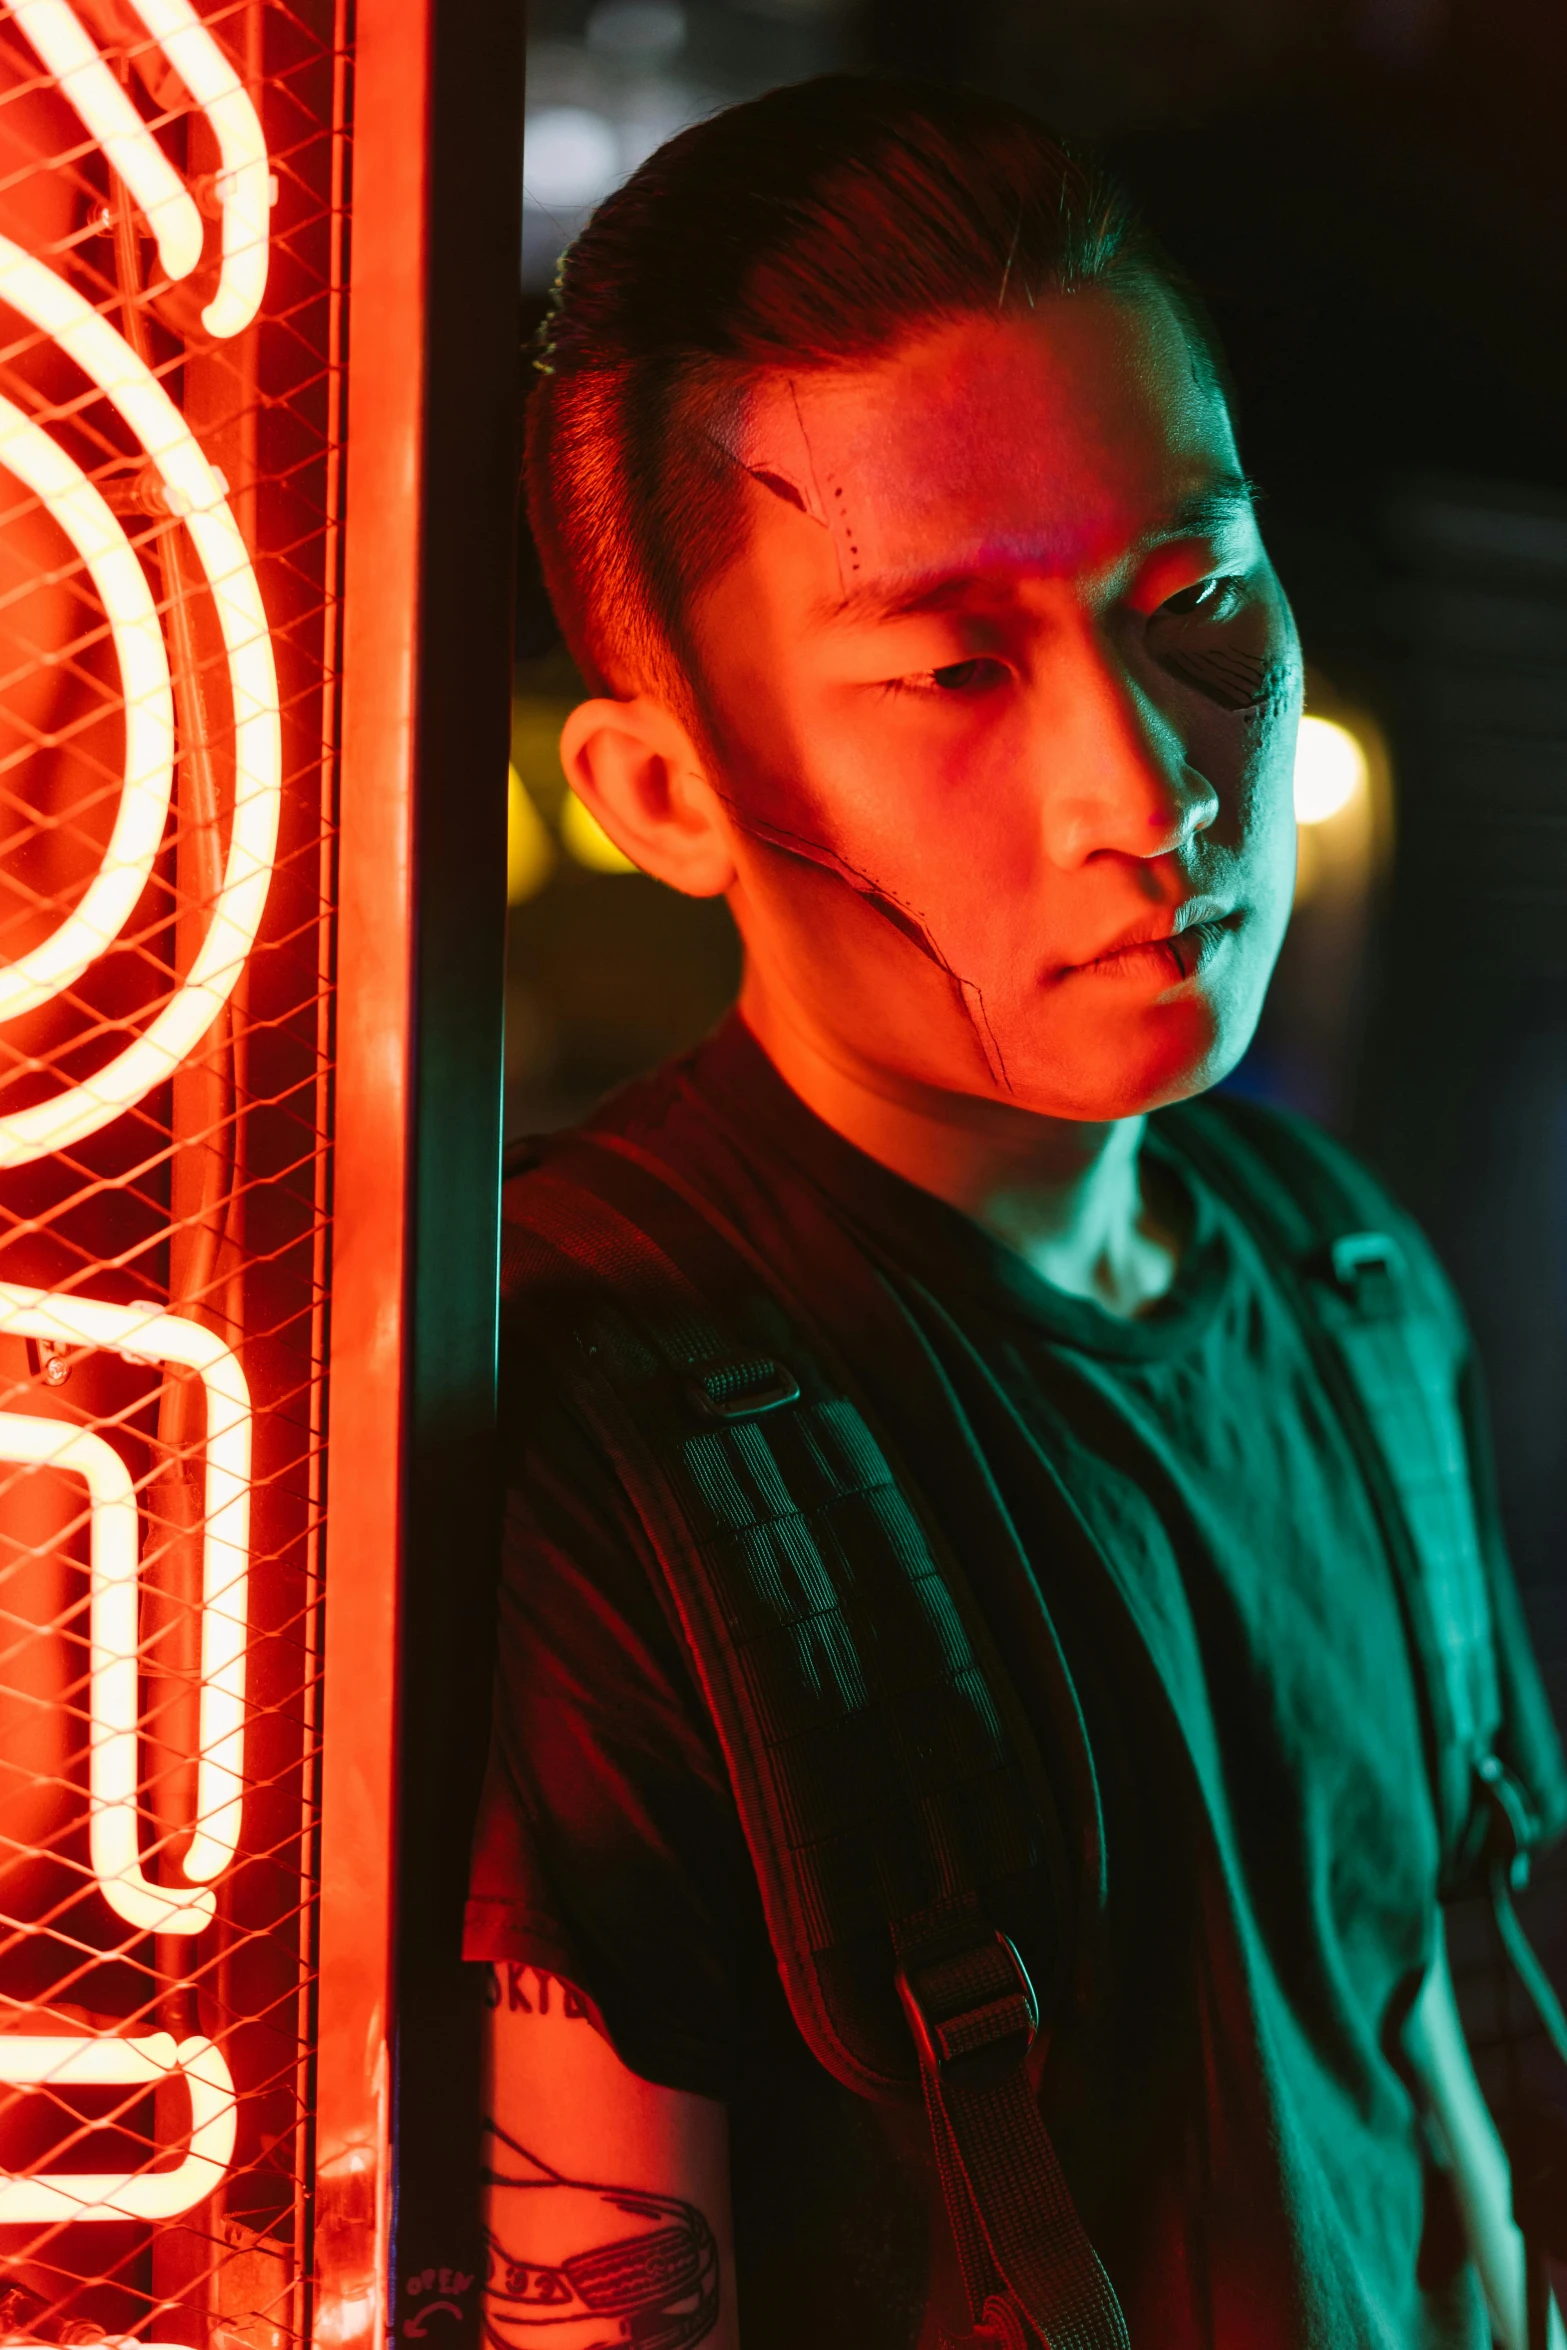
[738,988,1182,1319]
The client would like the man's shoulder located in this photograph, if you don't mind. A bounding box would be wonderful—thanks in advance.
[497,1031,799,1379]
[503,1044,702,1186]
[1158,1088,1464,1335]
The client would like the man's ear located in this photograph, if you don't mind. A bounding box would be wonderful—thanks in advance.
[558,695,737,898]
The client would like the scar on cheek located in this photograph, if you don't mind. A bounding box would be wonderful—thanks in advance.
[722,795,1010,1091]
[1159,644,1279,713]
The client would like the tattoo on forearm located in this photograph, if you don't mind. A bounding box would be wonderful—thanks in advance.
[481,2123,719,2349]
[484,1962,594,2018]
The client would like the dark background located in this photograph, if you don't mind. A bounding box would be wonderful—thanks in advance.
[510,0,1567,2127]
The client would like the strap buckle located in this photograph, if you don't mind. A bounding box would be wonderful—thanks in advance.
[895,1928,1040,2094]
[1477,1752,1535,1894]
[685,1357,801,1421]
[1323,1230,1403,1318]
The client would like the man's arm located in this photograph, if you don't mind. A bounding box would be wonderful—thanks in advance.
[480,1963,739,2350]
[1406,1920,1563,2350]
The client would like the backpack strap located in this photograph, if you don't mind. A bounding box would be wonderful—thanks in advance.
[1163,1091,1507,1880]
[1167,1093,1567,2348]
[499,1154,1127,2350]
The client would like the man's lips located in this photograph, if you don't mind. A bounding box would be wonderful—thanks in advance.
[1061,902,1244,984]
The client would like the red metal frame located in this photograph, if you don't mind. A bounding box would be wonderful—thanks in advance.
[0,2,518,2341]
[318,3,518,2345]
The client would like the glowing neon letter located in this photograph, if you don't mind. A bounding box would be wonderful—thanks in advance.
[123,0,270,337]
[0,239,280,1164]
[0,1287,251,1926]
[4,0,203,282]
[0,392,175,1021]
[0,2031,235,2220]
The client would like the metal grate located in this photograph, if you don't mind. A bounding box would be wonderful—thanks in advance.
[0,4,344,2344]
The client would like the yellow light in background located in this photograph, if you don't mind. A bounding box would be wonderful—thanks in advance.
[508,698,642,885]
[507,764,555,904]
[1293,714,1368,826]
[561,788,638,874]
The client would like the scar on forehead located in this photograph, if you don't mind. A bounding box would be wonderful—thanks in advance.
[721,794,1010,1092]
[718,381,861,591]
[748,469,810,513]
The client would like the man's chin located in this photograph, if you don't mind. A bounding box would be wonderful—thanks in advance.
[993,998,1246,1124]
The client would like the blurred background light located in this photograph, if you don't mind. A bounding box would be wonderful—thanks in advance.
[587,0,687,57]
[523,103,622,210]
[521,0,853,287]
[562,788,638,873]
[1294,712,1370,825]
[508,763,556,905]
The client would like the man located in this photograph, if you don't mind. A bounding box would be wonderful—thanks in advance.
[465,76,1567,2350]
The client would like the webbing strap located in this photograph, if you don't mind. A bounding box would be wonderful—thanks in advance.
[1165,1095,1501,1871]
[895,1900,1129,2350]
[583,1124,1111,1949]
[501,1165,1060,2093]
[1174,1101,1567,2330]
[499,1158,1127,2350]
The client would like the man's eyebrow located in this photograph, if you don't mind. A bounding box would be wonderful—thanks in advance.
[1140,471,1260,549]
[812,571,990,627]
[813,472,1261,629]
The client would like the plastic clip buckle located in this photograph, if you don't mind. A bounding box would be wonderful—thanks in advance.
[895,1929,1040,2094]
[1326,1231,1403,1318]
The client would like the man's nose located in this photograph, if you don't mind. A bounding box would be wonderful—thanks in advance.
[1038,621,1219,867]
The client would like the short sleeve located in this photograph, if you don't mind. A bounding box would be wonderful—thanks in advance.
[464,1397,770,2101]
[1458,1350,1567,1850]
[1337,1146,1567,1857]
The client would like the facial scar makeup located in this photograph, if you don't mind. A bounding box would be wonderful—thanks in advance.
[1157,643,1279,714]
[721,793,1012,1092]
[709,379,860,598]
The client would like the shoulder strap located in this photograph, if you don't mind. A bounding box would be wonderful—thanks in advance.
[1169,1096,1567,2350]
[498,1151,1127,2350]
[1164,1091,1502,1878]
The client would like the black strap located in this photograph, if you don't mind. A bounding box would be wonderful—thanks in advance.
[1171,1099,1567,2339]
[499,1155,1128,2350]
[501,1166,1065,2085]
[583,1125,1113,1954]
[1165,1095,1501,1873]
[894,1896,1129,2350]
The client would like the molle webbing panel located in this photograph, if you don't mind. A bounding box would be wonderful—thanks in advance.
[498,1167,1064,2099]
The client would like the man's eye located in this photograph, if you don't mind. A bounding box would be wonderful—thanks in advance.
[895,657,1005,696]
[1158,575,1242,621]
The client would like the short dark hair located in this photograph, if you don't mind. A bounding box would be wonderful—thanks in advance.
[528,75,1221,709]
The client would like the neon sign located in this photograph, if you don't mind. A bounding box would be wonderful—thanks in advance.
[0,232,280,1164]
[0,1286,252,1927]
[0,0,276,2256]
[8,0,270,334]
[0,2031,236,2224]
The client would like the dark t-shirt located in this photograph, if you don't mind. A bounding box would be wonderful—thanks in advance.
[465,1017,1567,2350]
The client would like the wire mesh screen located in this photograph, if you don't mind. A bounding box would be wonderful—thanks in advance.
[0,2,343,2343]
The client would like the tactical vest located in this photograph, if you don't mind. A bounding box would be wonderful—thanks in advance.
[496,1088,1557,2350]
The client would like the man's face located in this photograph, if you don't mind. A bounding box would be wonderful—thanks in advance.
[688,289,1302,1121]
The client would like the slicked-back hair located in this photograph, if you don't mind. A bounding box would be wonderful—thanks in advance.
[528,75,1221,713]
